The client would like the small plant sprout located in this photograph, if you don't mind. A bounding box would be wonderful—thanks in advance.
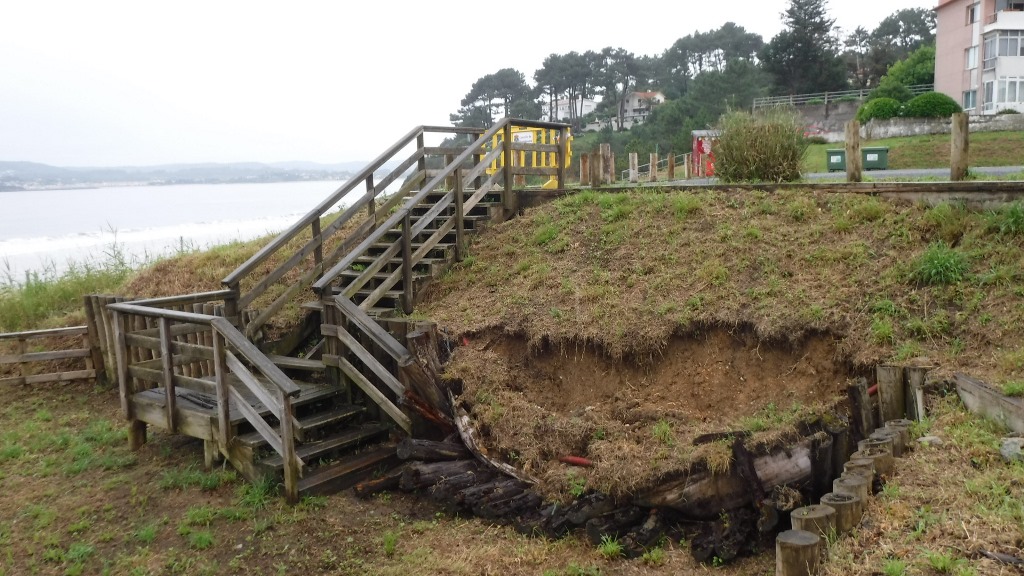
[598,534,623,559]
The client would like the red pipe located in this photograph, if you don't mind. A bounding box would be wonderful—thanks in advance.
[867,384,879,396]
[560,456,594,468]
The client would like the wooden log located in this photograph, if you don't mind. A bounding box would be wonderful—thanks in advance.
[592,149,603,188]
[790,504,836,542]
[884,420,913,450]
[649,153,658,183]
[848,378,874,444]
[580,153,591,186]
[472,486,533,519]
[398,459,479,492]
[826,419,851,480]
[637,435,815,519]
[904,367,929,421]
[396,438,470,462]
[956,373,1024,434]
[843,458,875,482]
[870,428,904,457]
[583,506,646,545]
[850,447,894,477]
[877,365,906,422]
[667,154,676,180]
[809,431,834,500]
[628,152,638,183]
[845,120,862,183]
[621,509,667,558]
[565,493,617,526]
[820,492,861,534]
[833,475,870,504]
[600,143,612,185]
[401,322,450,416]
[776,529,821,576]
[428,469,496,501]
[82,295,108,386]
[951,112,969,182]
[858,436,894,456]
[455,479,522,507]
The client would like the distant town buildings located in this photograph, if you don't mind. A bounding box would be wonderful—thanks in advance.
[936,0,1024,114]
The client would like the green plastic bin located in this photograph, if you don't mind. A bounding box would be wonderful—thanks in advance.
[862,147,890,170]
[826,149,846,172]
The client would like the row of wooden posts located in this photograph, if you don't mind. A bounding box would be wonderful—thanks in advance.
[843,113,971,182]
[578,143,688,186]
[776,364,929,575]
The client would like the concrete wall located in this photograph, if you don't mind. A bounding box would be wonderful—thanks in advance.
[861,113,1024,140]
[798,101,861,133]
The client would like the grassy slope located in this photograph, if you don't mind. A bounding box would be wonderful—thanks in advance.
[803,131,1024,173]
[421,189,1024,382]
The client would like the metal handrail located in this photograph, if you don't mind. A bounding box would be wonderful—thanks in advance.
[752,84,935,109]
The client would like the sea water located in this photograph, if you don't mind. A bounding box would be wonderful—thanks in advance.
[0,180,353,283]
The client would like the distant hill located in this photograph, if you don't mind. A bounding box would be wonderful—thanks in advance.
[0,160,383,190]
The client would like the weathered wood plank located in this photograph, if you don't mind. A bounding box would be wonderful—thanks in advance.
[225,352,284,421]
[212,317,300,397]
[0,348,91,364]
[1,369,95,386]
[321,325,405,397]
[0,326,88,340]
[331,297,410,362]
[333,356,411,434]
[127,366,217,395]
[128,290,233,309]
[228,386,287,458]
[955,373,1024,434]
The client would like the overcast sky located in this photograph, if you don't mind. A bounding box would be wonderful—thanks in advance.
[0,0,933,167]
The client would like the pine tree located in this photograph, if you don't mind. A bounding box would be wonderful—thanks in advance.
[760,0,847,95]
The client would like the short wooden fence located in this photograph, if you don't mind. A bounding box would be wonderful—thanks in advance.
[0,323,104,386]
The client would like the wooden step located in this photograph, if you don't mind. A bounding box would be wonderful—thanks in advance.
[260,422,391,470]
[299,301,394,317]
[297,446,401,496]
[236,404,366,448]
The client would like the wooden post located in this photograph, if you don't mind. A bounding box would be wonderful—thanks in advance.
[502,123,515,212]
[213,330,230,451]
[820,492,861,534]
[826,420,850,480]
[609,152,616,183]
[776,530,821,576]
[843,458,875,482]
[365,175,376,233]
[580,153,591,186]
[904,366,929,421]
[951,112,969,181]
[557,127,568,189]
[82,295,107,386]
[401,213,414,315]
[628,152,639,183]
[877,364,906,422]
[833,474,870,504]
[444,154,455,190]
[311,218,323,272]
[223,285,240,328]
[790,504,837,542]
[593,150,604,187]
[847,378,874,444]
[280,392,299,505]
[649,153,658,183]
[599,143,612,185]
[159,318,176,434]
[850,446,894,477]
[667,154,676,180]
[845,120,862,183]
[454,168,465,262]
[870,428,905,457]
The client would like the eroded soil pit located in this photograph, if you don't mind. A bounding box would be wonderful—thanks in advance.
[447,325,860,501]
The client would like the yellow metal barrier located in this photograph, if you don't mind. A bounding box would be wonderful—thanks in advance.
[487,125,572,189]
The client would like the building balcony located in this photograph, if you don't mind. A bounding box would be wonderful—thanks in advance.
[985,9,1024,32]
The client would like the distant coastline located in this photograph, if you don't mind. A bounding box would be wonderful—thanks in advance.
[0,159,375,192]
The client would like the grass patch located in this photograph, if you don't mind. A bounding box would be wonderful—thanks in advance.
[912,243,969,285]
[1001,381,1024,397]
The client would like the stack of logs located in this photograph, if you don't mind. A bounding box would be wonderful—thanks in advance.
[353,437,670,556]
[776,417,913,576]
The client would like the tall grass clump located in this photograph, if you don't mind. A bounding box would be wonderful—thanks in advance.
[986,201,1024,236]
[714,109,808,183]
[0,243,136,332]
[912,242,969,286]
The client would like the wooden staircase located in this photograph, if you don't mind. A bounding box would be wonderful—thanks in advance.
[101,119,571,502]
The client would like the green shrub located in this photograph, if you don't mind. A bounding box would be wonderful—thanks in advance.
[805,135,828,145]
[867,77,914,103]
[987,201,1024,235]
[857,98,903,124]
[996,108,1021,115]
[912,243,969,285]
[903,92,962,118]
[714,109,808,183]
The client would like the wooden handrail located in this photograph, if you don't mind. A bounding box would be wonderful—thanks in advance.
[0,325,89,340]
[127,290,235,309]
[223,125,426,286]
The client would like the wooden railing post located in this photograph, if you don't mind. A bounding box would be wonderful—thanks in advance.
[557,127,568,189]
[212,330,230,450]
[223,285,240,328]
[416,132,427,181]
[365,174,376,232]
[311,218,323,271]
[667,154,676,181]
[82,295,108,386]
[649,153,659,183]
[580,153,591,186]
[502,123,515,213]
[159,317,176,434]
[629,152,639,183]
[401,213,414,314]
[280,391,299,504]
[444,154,455,190]
[454,168,465,262]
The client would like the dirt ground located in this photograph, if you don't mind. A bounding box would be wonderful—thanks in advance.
[446,325,857,499]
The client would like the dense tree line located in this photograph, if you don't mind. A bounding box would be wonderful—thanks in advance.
[449,0,935,155]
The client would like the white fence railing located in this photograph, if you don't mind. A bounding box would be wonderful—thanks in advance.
[753,84,934,110]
